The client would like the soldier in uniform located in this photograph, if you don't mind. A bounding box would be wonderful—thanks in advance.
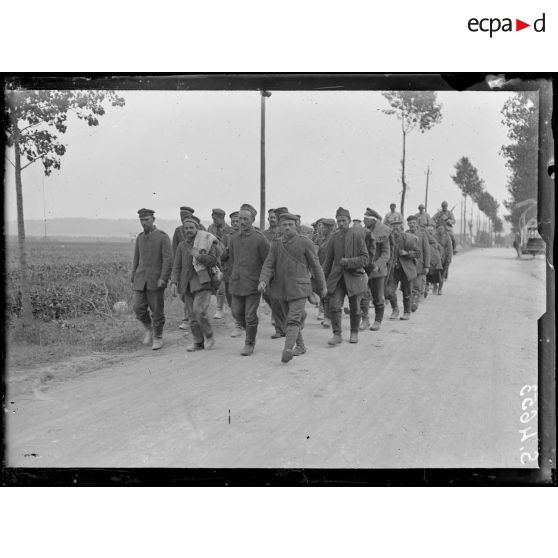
[361,208,391,331]
[228,203,270,356]
[323,207,369,345]
[424,223,443,297]
[170,216,219,351]
[264,208,280,241]
[258,213,326,363]
[208,208,234,320]
[385,217,419,321]
[172,206,205,330]
[435,221,453,293]
[131,208,173,350]
[314,217,335,326]
[433,201,457,253]
[415,204,433,228]
[352,219,363,228]
[407,215,430,312]
[384,203,403,227]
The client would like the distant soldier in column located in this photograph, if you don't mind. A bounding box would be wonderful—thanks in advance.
[352,219,363,229]
[361,208,391,331]
[384,203,403,227]
[315,218,336,328]
[258,212,326,363]
[435,221,453,294]
[264,208,280,241]
[222,210,244,337]
[228,203,270,356]
[424,223,443,297]
[131,208,173,350]
[169,215,219,352]
[208,208,234,319]
[407,214,430,312]
[322,207,369,345]
[415,204,433,228]
[433,201,457,254]
[385,217,419,321]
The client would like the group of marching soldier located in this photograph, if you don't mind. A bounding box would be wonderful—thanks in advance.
[131,201,456,362]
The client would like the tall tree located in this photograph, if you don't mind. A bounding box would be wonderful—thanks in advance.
[5,89,126,324]
[500,92,538,232]
[451,156,485,241]
[381,91,442,217]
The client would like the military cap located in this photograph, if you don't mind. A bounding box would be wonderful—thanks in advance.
[211,208,226,217]
[278,212,298,222]
[268,208,276,214]
[352,219,362,223]
[138,208,155,217]
[406,215,418,222]
[182,216,200,228]
[180,206,195,213]
[240,203,257,217]
[441,201,448,207]
[229,210,239,219]
[336,206,351,219]
[321,218,336,228]
[390,218,403,225]
[274,206,289,217]
[365,208,382,220]
[418,204,425,209]
[389,203,397,208]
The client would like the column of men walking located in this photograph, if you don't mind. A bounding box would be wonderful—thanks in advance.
[131,201,456,361]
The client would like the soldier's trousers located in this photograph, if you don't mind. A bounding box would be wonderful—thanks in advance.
[183,289,213,344]
[449,231,456,251]
[412,273,426,307]
[386,267,412,314]
[133,287,165,337]
[262,290,286,335]
[361,277,385,322]
[231,293,261,346]
[329,278,363,334]
[275,297,307,350]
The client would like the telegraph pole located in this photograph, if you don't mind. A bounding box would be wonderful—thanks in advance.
[260,90,272,231]
[424,165,430,211]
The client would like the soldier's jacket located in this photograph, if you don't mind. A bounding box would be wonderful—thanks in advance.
[426,233,443,270]
[259,234,326,301]
[435,231,453,265]
[392,231,419,281]
[172,223,206,254]
[415,212,433,228]
[408,227,431,274]
[170,236,219,295]
[384,211,403,226]
[366,221,392,278]
[263,226,281,242]
[323,228,369,297]
[316,234,332,266]
[208,222,234,260]
[229,228,270,296]
[433,209,456,226]
[131,227,173,291]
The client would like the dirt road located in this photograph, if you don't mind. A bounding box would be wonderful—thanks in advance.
[5,248,546,468]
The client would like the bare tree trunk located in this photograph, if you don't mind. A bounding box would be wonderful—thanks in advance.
[11,109,34,325]
[463,194,467,243]
[400,125,407,219]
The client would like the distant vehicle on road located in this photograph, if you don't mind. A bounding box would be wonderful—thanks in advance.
[517,208,545,258]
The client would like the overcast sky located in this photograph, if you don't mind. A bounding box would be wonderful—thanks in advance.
[5,89,524,229]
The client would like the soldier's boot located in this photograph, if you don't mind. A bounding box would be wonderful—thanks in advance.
[424,283,429,299]
[370,306,384,331]
[142,324,153,346]
[230,324,244,338]
[281,325,299,363]
[152,336,164,350]
[205,335,215,350]
[186,324,205,351]
[432,284,438,295]
[271,329,286,339]
[317,301,324,321]
[349,314,360,343]
[410,292,419,312]
[293,331,306,356]
[358,314,370,331]
[437,287,443,295]
[214,293,225,319]
[322,317,331,328]
[241,325,258,356]
[389,300,400,319]
[327,312,343,346]
[400,298,411,320]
